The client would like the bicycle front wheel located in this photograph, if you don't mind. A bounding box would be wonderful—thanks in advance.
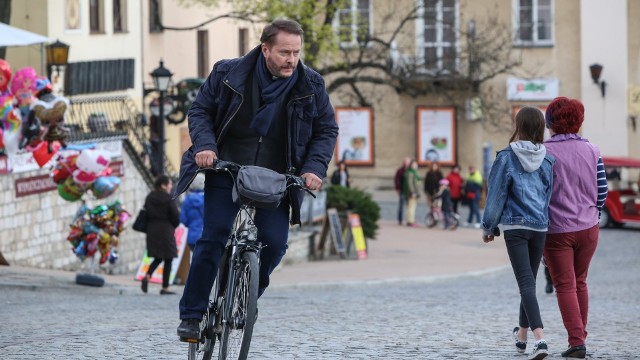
[188,276,220,360]
[218,251,259,360]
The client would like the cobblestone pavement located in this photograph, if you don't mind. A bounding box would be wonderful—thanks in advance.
[1,225,638,359]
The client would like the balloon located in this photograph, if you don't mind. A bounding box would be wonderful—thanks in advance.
[33,140,61,167]
[2,127,20,156]
[51,155,78,184]
[0,59,11,94]
[57,177,88,202]
[67,226,83,241]
[75,241,87,259]
[73,149,111,184]
[11,67,37,106]
[91,176,121,199]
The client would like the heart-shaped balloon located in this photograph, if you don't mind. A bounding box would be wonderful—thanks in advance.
[33,141,61,167]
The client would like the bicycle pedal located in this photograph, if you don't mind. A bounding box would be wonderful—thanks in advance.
[179,337,200,343]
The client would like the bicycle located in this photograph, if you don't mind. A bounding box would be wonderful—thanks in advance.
[424,200,459,230]
[185,160,313,360]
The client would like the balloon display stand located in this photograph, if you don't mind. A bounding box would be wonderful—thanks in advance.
[75,255,105,287]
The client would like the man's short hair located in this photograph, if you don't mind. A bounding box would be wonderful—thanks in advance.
[260,19,304,46]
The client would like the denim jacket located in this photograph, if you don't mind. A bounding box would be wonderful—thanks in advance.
[481,141,555,237]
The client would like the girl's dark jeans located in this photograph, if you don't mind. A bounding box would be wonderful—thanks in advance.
[504,229,546,331]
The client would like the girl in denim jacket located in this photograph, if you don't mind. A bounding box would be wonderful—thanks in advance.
[481,106,555,360]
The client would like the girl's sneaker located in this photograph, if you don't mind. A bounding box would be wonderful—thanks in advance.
[528,340,549,360]
[512,327,527,353]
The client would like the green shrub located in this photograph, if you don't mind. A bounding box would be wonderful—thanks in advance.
[326,185,381,239]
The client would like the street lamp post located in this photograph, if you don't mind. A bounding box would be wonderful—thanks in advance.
[45,39,70,94]
[150,60,173,175]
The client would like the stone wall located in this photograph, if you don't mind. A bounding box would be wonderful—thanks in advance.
[0,145,316,276]
[0,147,149,275]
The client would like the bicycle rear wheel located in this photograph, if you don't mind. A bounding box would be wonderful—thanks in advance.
[218,251,259,360]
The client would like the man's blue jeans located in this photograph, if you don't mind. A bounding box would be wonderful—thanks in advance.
[467,197,481,224]
[397,193,407,224]
[179,172,290,320]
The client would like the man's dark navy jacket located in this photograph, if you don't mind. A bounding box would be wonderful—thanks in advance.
[174,46,338,224]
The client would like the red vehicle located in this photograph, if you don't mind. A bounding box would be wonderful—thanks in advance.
[599,156,640,228]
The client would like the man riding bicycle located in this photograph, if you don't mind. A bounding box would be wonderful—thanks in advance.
[175,19,338,340]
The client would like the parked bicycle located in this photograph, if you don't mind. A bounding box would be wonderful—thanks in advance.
[185,160,313,360]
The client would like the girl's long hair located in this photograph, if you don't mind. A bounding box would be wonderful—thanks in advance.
[509,106,546,144]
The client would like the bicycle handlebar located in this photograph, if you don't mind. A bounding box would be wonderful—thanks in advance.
[200,160,317,198]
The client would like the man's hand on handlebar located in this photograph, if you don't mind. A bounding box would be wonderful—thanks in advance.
[301,173,322,191]
[195,150,217,168]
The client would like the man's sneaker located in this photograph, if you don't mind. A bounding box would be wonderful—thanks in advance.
[528,340,549,360]
[512,327,527,353]
[561,345,586,358]
[177,319,201,341]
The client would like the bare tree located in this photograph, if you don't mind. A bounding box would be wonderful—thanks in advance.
[166,1,525,130]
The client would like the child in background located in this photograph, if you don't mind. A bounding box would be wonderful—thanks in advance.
[428,179,458,230]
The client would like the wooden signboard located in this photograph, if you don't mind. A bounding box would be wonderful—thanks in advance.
[316,208,345,259]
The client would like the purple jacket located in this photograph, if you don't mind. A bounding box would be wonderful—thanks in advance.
[545,134,601,233]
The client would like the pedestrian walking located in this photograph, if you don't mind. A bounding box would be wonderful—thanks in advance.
[544,264,554,294]
[464,165,483,227]
[403,159,421,227]
[481,106,555,359]
[446,165,463,214]
[180,173,205,252]
[330,160,351,187]
[141,174,181,295]
[174,19,338,340]
[423,161,444,208]
[394,157,411,225]
[543,97,608,359]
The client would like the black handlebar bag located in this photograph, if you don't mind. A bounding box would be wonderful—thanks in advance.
[232,166,288,209]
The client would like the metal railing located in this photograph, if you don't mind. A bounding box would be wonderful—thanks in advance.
[65,95,179,188]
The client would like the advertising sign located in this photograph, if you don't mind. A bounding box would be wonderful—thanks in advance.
[335,107,374,165]
[507,78,559,101]
[416,107,456,166]
[345,213,368,260]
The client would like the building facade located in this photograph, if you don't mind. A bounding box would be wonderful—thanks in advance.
[329,0,640,190]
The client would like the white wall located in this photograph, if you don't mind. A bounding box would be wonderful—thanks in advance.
[580,0,628,156]
[45,0,144,100]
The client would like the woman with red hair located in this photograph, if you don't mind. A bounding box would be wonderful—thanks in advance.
[543,97,608,358]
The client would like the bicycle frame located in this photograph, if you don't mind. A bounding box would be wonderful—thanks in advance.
[219,205,260,331]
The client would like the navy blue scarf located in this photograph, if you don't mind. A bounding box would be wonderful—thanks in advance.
[251,52,298,136]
